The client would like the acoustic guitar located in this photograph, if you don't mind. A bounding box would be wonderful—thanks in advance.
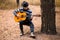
[14,12,41,22]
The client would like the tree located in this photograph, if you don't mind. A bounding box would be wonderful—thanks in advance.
[40,0,57,34]
[16,0,19,7]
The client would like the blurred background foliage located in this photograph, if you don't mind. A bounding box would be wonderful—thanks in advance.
[0,0,60,9]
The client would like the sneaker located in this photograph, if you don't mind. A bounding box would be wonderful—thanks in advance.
[20,33,24,36]
[30,32,35,38]
[30,32,35,36]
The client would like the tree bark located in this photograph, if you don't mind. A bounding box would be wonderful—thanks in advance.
[40,0,57,34]
[16,0,19,7]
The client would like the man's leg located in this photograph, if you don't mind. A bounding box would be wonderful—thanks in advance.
[29,21,35,36]
[30,22,34,33]
[19,21,24,36]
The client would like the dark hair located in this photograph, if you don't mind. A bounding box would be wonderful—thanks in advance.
[22,1,29,7]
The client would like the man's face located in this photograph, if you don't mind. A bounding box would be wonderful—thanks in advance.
[23,7,28,10]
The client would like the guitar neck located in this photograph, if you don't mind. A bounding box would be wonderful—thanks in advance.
[32,14,41,17]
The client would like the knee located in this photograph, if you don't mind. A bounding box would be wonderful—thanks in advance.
[20,21,23,24]
[30,24,34,28]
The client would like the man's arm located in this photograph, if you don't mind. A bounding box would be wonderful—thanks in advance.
[13,9,20,16]
[13,8,24,16]
[26,10,33,20]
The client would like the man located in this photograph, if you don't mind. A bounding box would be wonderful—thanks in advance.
[13,1,35,37]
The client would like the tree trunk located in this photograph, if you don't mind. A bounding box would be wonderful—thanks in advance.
[40,0,57,34]
[16,0,19,7]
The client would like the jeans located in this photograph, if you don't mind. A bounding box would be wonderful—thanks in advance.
[19,20,34,34]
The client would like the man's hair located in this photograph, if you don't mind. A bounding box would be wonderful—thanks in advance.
[22,1,29,7]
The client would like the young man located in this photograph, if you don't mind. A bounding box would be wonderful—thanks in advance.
[13,1,35,37]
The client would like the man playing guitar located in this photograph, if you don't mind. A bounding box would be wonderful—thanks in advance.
[13,1,35,38]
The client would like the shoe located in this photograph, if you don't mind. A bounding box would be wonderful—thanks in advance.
[20,33,24,36]
[30,32,35,36]
[30,32,35,38]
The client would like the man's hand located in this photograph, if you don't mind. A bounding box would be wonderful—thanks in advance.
[15,14,20,19]
[30,16,33,20]
[17,14,20,17]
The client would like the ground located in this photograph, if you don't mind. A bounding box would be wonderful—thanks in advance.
[0,5,60,40]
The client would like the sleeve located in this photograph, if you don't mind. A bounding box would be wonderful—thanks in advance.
[13,7,24,16]
[26,10,32,18]
[13,9,20,16]
[26,10,32,15]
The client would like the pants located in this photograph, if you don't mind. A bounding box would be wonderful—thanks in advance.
[19,20,34,34]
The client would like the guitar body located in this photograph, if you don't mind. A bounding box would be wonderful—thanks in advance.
[14,12,26,22]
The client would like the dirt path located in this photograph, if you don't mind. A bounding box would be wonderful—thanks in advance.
[0,6,60,40]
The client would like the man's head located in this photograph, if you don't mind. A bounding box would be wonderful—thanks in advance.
[21,1,29,10]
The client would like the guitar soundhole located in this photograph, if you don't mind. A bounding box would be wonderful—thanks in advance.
[21,15,24,18]
[17,17,19,19]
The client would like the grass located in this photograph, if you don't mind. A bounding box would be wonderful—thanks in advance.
[55,0,60,7]
[0,0,60,9]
